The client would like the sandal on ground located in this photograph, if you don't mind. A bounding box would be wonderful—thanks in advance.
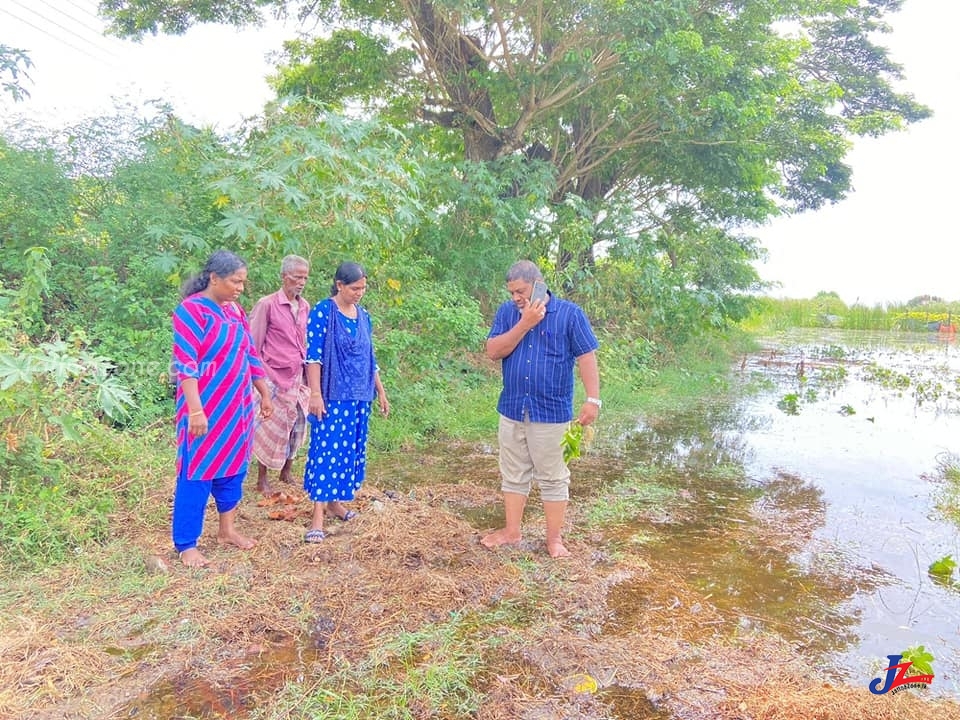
[304,529,326,543]
[327,509,357,522]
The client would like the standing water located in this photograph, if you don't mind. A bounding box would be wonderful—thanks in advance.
[615,327,960,701]
[734,328,959,695]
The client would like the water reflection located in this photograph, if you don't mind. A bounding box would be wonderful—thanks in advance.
[602,328,960,697]
[737,329,960,696]
[607,407,879,662]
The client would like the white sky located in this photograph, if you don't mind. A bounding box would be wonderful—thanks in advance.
[2,0,957,306]
[753,1,960,306]
[0,0,291,129]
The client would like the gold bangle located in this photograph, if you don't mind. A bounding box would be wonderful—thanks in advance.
[189,410,204,417]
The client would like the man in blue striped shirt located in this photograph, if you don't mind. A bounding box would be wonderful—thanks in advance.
[481,260,601,558]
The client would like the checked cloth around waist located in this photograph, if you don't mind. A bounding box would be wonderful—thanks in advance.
[253,381,310,469]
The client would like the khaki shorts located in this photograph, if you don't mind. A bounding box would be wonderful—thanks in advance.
[498,414,571,502]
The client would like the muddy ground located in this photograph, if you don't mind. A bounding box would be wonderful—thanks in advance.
[2,441,958,720]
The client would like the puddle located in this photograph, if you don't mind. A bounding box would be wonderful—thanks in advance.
[120,640,318,718]
[387,330,960,698]
[598,686,674,719]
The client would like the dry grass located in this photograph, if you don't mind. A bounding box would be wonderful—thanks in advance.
[1,444,958,720]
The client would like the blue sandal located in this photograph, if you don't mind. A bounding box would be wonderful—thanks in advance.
[328,509,357,522]
[304,529,325,543]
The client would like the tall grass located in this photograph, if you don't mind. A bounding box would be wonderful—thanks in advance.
[742,293,960,334]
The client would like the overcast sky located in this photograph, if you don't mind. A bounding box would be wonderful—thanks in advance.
[2,0,956,306]
[752,1,959,306]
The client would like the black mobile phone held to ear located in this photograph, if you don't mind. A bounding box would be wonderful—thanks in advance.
[531,280,548,304]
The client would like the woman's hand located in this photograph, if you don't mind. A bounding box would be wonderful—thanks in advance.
[308,392,326,418]
[188,410,208,438]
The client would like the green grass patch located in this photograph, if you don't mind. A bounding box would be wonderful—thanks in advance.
[741,294,960,334]
[261,609,518,720]
[0,423,168,573]
[582,473,677,526]
[933,454,960,527]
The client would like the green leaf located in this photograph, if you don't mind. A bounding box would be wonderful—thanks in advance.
[928,554,957,588]
[48,413,84,442]
[901,645,935,677]
[562,423,583,464]
[0,352,40,389]
[96,376,136,421]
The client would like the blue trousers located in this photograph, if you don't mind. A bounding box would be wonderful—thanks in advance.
[172,471,245,553]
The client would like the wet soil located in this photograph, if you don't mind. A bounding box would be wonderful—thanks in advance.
[3,336,960,719]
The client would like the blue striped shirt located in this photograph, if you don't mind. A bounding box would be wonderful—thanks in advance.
[489,295,599,423]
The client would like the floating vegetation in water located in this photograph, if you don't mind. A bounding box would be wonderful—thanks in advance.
[861,362,960,407]
[862,363,912,391]
[815,344,848,361]
[932,454,960,526]
[816,364,848,386]
[839,404,856,416]
[900,645,936,678]
[929,555,958,589]
[777,393,800,415]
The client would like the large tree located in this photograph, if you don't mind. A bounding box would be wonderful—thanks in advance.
[100,0,929,297]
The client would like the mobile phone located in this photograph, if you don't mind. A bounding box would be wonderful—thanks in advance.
[531,280,548,304]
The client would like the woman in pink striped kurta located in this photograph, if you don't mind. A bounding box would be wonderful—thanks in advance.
[171,250,273,567]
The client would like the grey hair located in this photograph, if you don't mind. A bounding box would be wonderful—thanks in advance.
[281,254,309,274]
[506,260,543,284]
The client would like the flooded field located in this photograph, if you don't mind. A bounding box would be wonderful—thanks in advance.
[625,328,960,698]
[24,328,960,720]
[373,326,960,707]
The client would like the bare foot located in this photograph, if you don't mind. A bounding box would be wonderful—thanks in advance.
[179,548,209,568]
[218,530,257,550]
[547,539,571,558]
[256,466,273,495]
[480,528,522,549]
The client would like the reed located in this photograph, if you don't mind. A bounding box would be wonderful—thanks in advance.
[743,294,960,333]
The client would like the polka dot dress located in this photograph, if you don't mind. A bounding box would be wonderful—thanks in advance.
[303,399,371,502]
[303,297,376,503]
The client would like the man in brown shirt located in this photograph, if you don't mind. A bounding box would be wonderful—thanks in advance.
[249,255,311,494]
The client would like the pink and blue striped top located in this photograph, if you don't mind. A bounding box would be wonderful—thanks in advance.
[172,296,266,481]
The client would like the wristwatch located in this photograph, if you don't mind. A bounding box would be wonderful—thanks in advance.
[586,397,602,408]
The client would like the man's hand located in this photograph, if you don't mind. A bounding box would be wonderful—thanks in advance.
[259,398,274,420]
[520,298,547,330]
[576,401,600,426]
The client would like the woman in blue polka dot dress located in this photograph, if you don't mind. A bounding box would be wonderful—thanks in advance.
[302,262,390,543]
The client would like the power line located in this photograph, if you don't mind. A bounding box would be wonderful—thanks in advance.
[36,0,124,49]
[0,7,113,66]
[6,0,120,63]
[11,0,120,57]
[63,0,107,24]
[59,0,137,54]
